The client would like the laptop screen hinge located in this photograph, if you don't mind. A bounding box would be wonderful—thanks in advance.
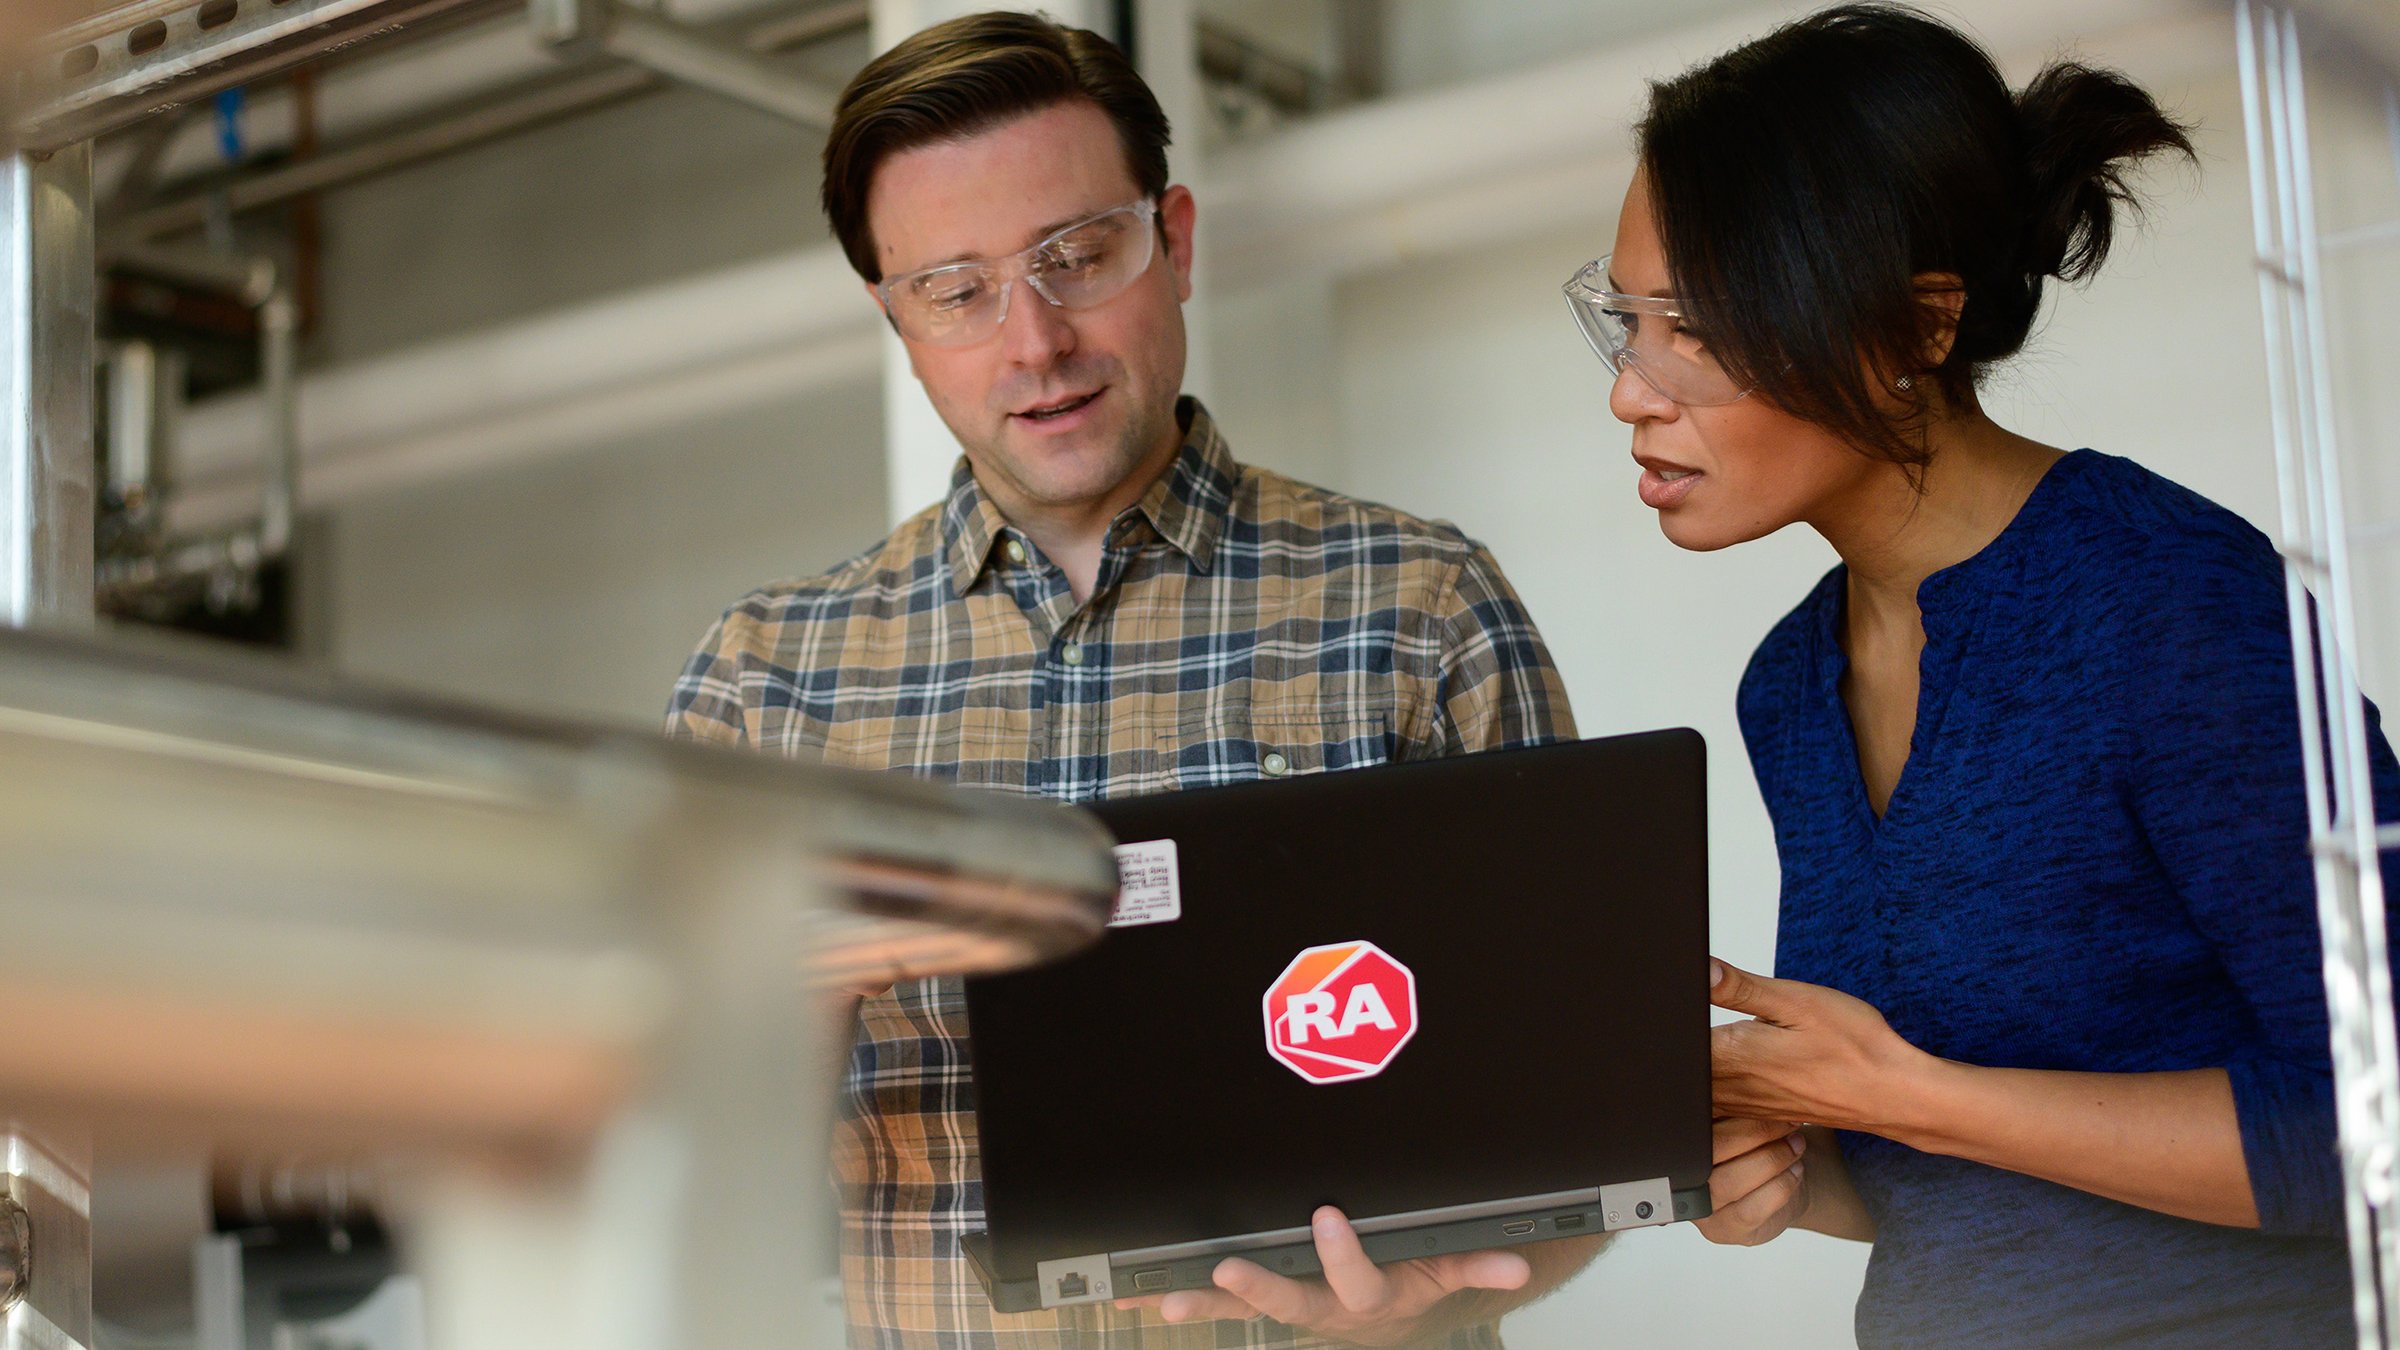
[1598,1177,1675,1231]
[1037,1253,1115,1308]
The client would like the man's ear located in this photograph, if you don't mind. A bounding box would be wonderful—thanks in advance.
[1159,184,1198,302]
[1912,271,1967,370]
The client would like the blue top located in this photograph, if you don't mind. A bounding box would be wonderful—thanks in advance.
[1739,449,2392,1348]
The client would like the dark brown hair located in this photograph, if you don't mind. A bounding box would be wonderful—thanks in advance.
[1638,3,2195,467]
[821,10,1172,282]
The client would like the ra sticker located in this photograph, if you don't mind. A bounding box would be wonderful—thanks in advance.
[1262,940,1419,1083]
[1108,839,1182,928]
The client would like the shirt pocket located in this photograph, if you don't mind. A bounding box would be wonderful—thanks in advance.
[1157,704,1394,790]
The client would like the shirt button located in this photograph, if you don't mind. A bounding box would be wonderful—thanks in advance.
[1061,643,1085,666]
[1004,539,1028,565]
[1261,751,1290,777]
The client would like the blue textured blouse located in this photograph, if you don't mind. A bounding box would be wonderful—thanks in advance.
[1739,449,2393,1347]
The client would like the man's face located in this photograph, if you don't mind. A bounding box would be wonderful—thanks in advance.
[866,100,1196,517]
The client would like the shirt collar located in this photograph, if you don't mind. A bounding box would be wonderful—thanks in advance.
[942,396,1235,597]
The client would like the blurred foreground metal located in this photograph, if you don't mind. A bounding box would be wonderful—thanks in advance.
[0,624,1116,1348]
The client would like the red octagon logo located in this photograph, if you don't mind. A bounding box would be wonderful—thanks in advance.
[1262,940,1419,1084]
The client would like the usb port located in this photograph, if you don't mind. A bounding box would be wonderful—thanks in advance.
[1501,1221,1536,1237]
[1554,1214,1587,1232]
[1056,1273,1089,1300]
[1134,1269,1171,1292]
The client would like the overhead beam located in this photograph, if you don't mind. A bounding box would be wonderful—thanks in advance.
[5,0,520,154]
[531,0,840,126]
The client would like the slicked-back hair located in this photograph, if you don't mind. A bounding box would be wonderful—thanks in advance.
[822,10,1171,282]
[1639,3,2194,467]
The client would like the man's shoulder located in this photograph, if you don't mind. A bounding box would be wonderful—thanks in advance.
[1225,462,1483,565]
[714,503,952,635]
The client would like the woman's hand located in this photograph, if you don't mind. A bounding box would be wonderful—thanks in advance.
[1695,1117,1809,1247]
[1709,958,1937,1136]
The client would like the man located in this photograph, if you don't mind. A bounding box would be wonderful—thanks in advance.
[667,12,1594,1345]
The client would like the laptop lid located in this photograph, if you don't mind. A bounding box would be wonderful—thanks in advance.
[963,729,1711,1286]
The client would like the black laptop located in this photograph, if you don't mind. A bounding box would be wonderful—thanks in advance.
[958,729,1713,1313]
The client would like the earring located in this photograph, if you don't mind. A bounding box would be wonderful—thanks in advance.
[1894,375,1915,392]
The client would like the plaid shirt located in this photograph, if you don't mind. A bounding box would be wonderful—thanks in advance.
[668,399,1574,1347]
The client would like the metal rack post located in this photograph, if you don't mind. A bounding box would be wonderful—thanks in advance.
[2239,3,2400,1344]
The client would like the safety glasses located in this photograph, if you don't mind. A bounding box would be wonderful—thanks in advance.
[877,199,1159,348]
[1562,256,1752,407]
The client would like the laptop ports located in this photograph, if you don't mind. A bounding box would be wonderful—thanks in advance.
[1133,1269,1172,1292]
[1056,1273,1090,1300]
[1501,1221,1536,1237]
[1553,1214,1588,1232]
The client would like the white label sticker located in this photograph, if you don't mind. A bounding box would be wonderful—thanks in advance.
[1109,839,1182,928]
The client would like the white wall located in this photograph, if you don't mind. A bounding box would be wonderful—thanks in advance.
[295,8,2400,1348]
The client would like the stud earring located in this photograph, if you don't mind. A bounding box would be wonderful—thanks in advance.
[1894,375,1915,392]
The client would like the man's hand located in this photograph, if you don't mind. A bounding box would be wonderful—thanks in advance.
[1694,1117,1808,1247]
[1114,1206,1530,1346]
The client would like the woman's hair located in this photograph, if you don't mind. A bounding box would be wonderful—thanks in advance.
[1637,4,2195,466]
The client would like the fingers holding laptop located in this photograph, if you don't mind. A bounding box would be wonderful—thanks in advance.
[1696,1117,1807,1246]
[1116,1205,1531,1344]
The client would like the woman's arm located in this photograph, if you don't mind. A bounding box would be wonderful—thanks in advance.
[1899,1060,2254,1227]
[1709,960,2260,1230]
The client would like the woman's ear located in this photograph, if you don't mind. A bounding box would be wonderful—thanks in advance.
[1912,271,1968,370]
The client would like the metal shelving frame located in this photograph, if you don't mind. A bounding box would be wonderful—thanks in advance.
[2240,2,2400,1345]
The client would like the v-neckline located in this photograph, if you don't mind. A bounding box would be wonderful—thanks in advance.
[1821,625,1917,836]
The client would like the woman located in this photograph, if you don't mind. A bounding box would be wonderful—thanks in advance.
[1566,5,2398,1345]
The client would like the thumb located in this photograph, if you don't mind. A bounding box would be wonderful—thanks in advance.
[1710,958,1805,1024]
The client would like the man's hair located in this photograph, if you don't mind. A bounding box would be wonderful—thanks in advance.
[821,10,1172,282]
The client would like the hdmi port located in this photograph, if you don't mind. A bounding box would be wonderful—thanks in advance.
[1501,1221,1536,1236]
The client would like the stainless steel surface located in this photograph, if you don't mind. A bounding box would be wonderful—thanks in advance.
[2,1130,92,1350]
[2239,4,2400,1345]
[0,146,96,631]
[5,0,523,154]
[0,624,1110,1347]
[0,1196,25,1315]
[0,623,1117,1073]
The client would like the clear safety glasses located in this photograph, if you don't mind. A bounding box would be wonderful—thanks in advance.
[1562,256,1753,407]
[877,199,1159,348]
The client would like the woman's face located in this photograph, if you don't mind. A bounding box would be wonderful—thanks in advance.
[1607,172,1881,552]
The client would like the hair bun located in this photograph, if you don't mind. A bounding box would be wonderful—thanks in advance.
[2014,61,2196,284]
